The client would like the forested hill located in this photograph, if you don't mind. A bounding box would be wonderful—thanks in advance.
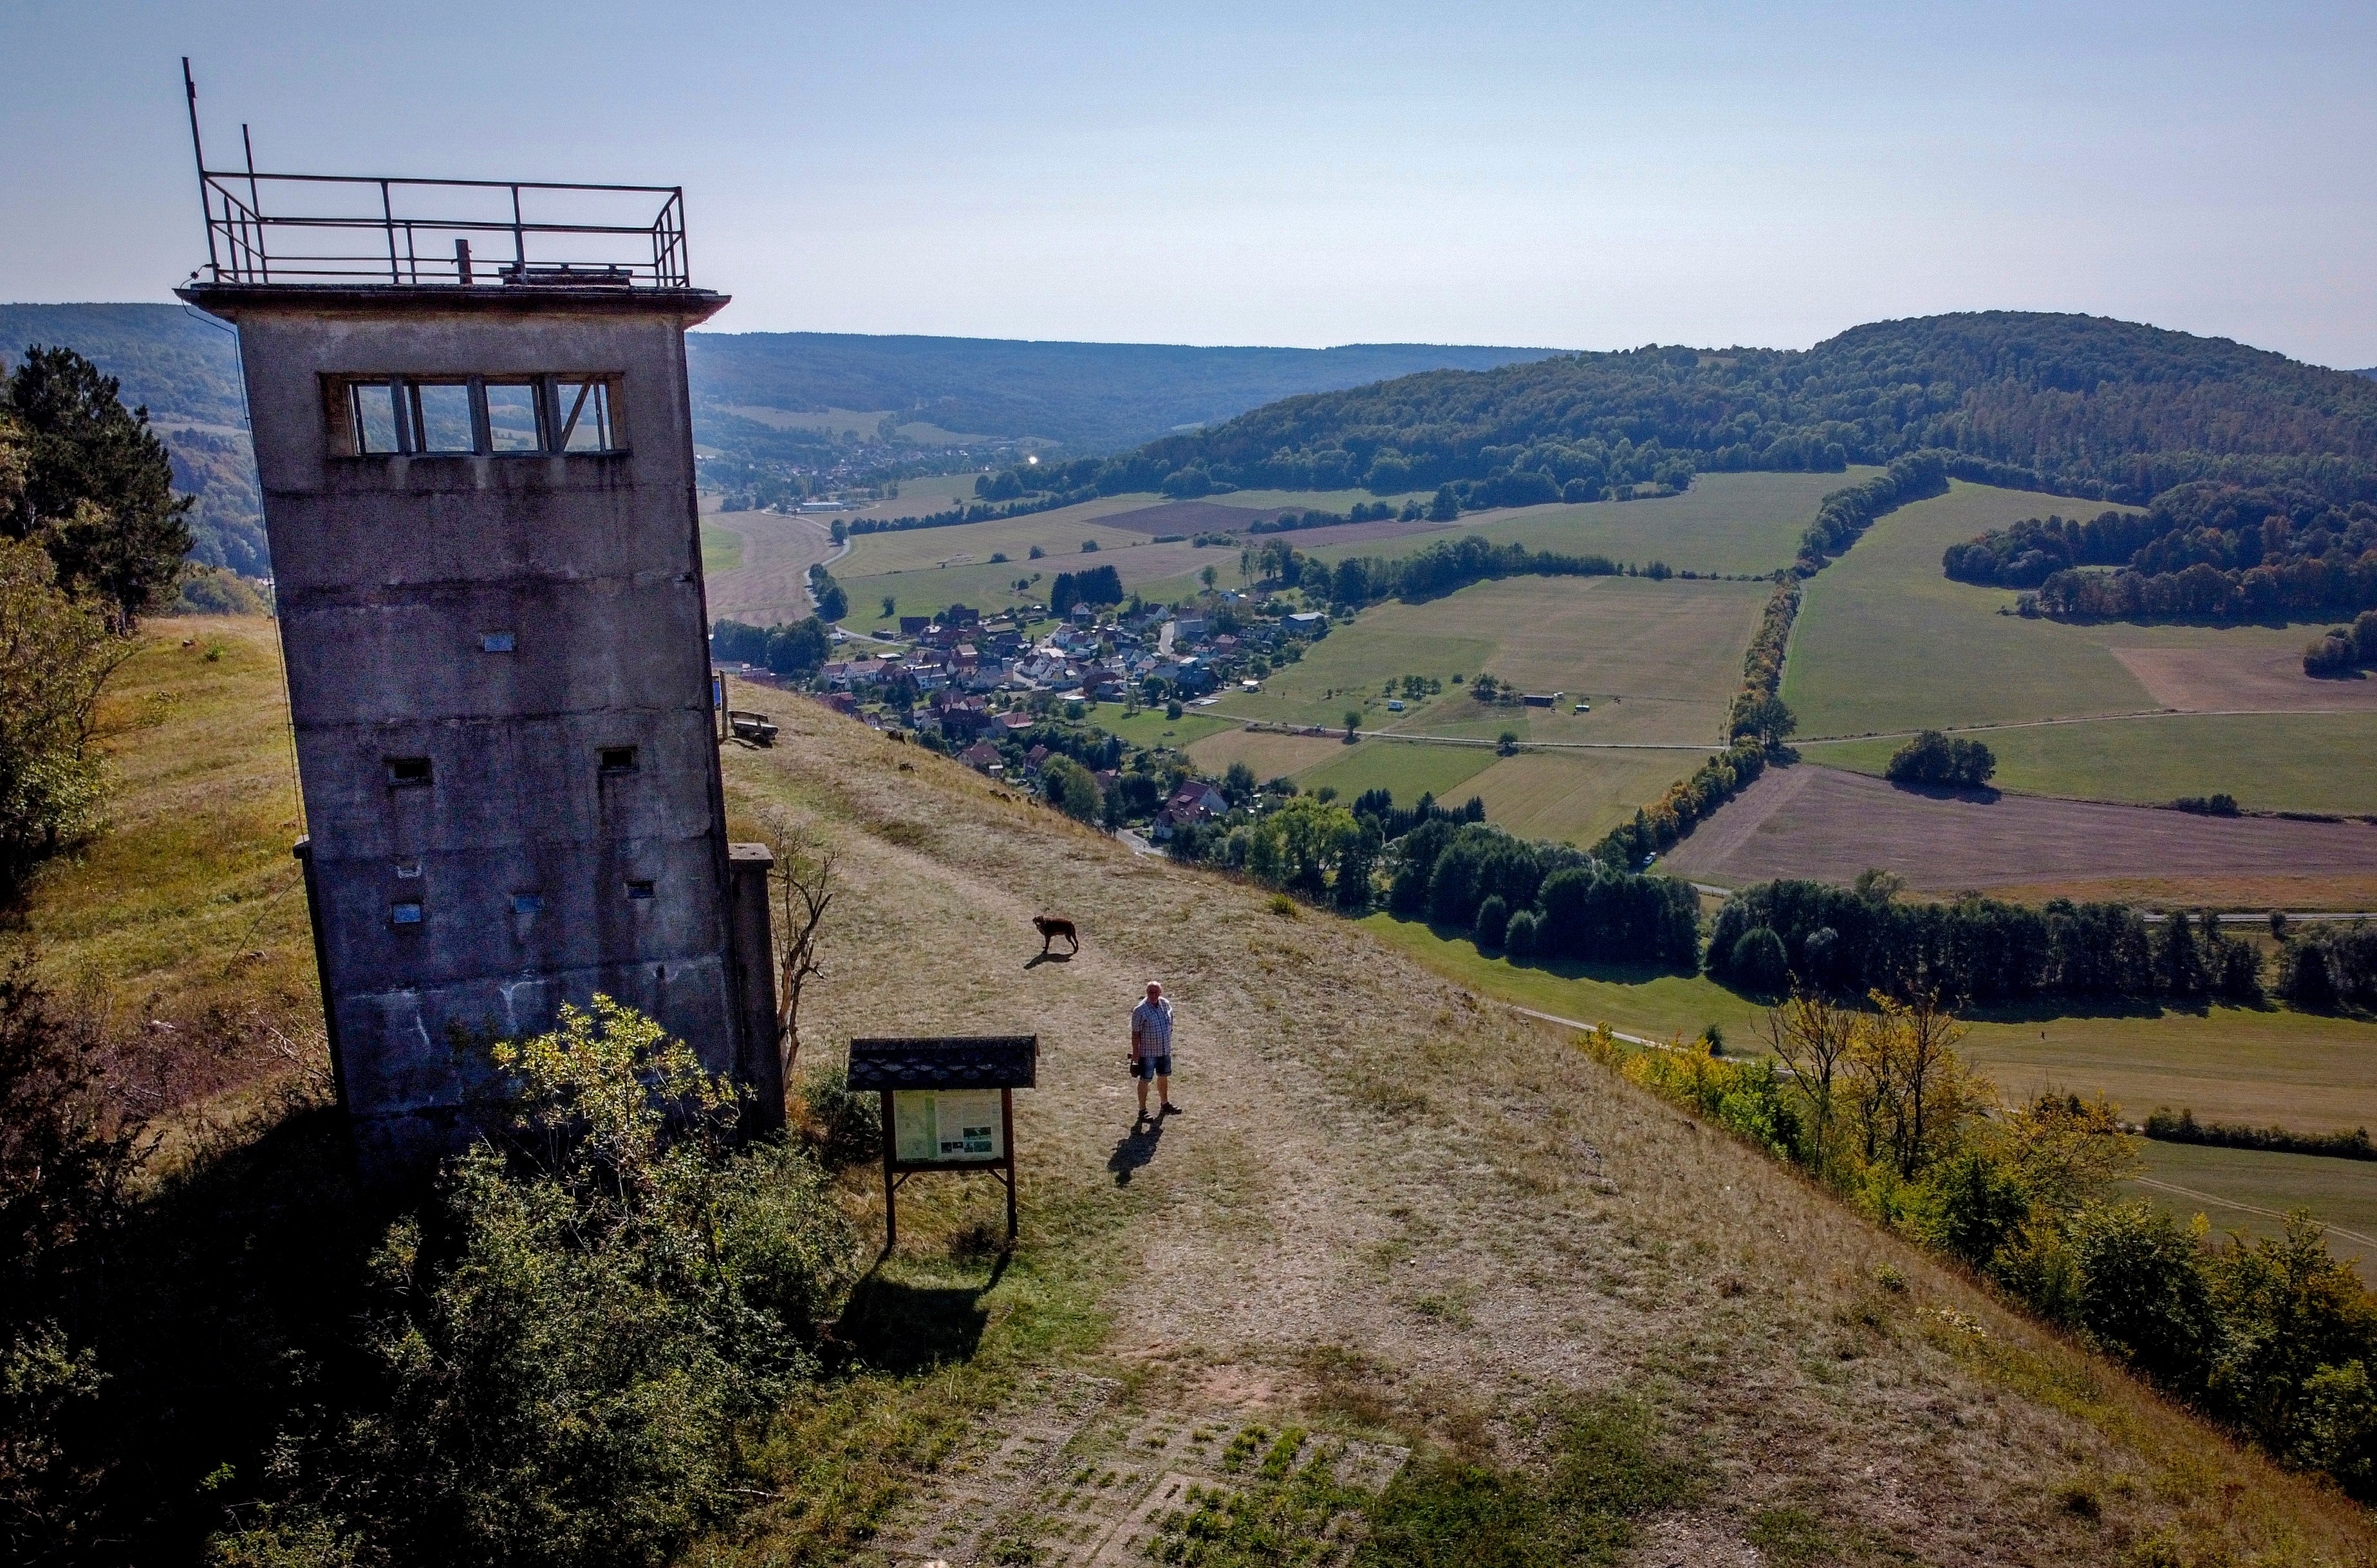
[1133,312,2377,505]
[680,332,1558,449]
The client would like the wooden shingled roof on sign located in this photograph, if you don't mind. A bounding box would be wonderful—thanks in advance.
[846,1035,1038,1091]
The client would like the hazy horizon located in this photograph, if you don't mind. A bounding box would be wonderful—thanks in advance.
[6,1,2375,368]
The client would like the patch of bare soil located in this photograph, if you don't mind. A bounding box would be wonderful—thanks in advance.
[721,696,2369,1565]
[2112,644,2377,712]
[1663,763,2377,893]
[704,509,839,624]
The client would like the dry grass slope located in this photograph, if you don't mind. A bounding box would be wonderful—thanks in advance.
[717,679,2374,1567]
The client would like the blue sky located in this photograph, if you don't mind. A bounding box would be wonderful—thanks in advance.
[5,1,2374,364]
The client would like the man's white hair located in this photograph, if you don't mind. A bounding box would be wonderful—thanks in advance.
[1145,980,1162,991]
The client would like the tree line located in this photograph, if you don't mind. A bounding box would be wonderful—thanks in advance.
[1382,816,1701,969]
[711,615,831,675]
[1708,878,2288,1007]
[1945,483,2377,621]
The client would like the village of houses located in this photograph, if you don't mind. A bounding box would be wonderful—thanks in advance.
[712,593,1336,841]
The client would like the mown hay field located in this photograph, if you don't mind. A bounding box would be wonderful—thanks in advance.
[700,509,838,625]
[837,492,1173,577]
[1227,575,1764,745]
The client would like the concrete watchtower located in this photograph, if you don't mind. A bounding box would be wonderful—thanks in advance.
[176,112,780,1177]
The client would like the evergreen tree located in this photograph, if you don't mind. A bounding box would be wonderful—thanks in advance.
[4,346,192,624]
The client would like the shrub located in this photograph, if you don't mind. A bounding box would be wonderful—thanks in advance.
[210,998,859,1568]
[0,537,133,897]
[1504,910,1538,956]
[793,1062,880,1168]
[1473,895,1509,948]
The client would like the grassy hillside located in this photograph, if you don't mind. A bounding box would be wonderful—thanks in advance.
[15,624,2375,1563]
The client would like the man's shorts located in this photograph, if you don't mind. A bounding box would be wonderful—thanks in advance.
[1134,1053,1172,1081]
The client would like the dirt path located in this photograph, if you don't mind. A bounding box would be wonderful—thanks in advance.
[720,696,2369,1566]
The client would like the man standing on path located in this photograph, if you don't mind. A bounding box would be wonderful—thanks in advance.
[1130,980,1176,1124]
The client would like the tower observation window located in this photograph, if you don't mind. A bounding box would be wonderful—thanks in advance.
[329,375,624,456]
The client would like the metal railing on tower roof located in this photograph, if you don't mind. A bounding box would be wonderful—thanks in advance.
[183,61,692,290]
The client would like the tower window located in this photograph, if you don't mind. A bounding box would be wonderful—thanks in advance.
[625,879,656,901]
[481,631,516,653]
[327,374,626,456]
[387,756,433,785]
[512,892,544,915]
[391,901,424,925]
[599,745,639,773]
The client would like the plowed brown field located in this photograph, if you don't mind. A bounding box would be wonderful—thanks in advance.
[1663,763,2377,903]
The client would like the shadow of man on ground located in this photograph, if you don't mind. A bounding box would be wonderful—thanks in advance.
[1107,1117,1164,1187]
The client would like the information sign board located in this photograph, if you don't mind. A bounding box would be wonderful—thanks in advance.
[893,1088,1005,1163]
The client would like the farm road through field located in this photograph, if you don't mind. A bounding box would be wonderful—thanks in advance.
[1661,763,2377,893]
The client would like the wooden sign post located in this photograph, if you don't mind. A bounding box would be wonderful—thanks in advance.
[847,1034,1038,1249]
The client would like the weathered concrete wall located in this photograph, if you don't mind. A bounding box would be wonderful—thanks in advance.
[182,286,776,1177]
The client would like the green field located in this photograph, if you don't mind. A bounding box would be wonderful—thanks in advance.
[1092,708,1234,751]
[1806,713,2377,816]
[2126,1140,2377,1282]
[700,522,743,575]
[1298,469,1879,577]
[1779,482,2377,812]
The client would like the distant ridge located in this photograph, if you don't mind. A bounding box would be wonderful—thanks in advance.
[681,331,1561,450]
[1122,312,2377,505]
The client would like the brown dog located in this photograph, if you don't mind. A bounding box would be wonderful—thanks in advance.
[1033,915,1079,956]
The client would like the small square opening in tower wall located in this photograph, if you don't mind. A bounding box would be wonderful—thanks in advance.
[387,757,433,785]
[599,745,639,773]
[625,879,657,901]
[481,631,516,653]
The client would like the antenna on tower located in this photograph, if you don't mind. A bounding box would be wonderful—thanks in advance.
[183,59,219,277]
